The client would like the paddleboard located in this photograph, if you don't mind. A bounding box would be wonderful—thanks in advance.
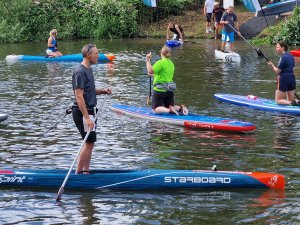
[110,104,256,132]
[291,50,300,57]
[0,168,285,190]
[214,93,300,114]
[255,0,297,17]
[5,53,115,63]
[0,114,8,122]
[214,50,241,63]
[165,40,182,47]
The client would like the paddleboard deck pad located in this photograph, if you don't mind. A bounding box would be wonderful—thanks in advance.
[214,93,300,114]
[110,104,256,132]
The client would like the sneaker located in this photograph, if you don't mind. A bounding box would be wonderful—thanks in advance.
[169,106,179,116]
[178,105,189,116]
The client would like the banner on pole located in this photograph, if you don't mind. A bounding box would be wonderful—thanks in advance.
[142,0,157,7]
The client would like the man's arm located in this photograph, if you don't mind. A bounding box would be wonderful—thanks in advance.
[96,88,112,95]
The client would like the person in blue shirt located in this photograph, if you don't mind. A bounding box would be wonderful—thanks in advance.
[46,29,62,57]
[220,6,240,53]
[268,42,298,105]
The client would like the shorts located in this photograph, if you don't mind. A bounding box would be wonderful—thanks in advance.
[277,75,296,92]
[72,106,97,143]
[221,31,234,42]
[152,90,175,110]
[206,13,213,22]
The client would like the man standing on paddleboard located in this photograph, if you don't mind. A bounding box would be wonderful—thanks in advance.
[220,6,240,53]
[72,44,112,174]
[268,42,299,106]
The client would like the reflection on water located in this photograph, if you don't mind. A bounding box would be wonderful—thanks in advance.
[0,39,299,224]
[0,188,287,225]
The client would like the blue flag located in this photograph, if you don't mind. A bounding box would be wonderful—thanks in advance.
[142,0,157,7]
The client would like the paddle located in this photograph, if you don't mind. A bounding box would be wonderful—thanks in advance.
[146,76,152,105]
[183,40,197,44]
[56,97,106,202]
[227,23,270,62]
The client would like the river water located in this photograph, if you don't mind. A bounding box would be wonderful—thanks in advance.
[0,39,299,224]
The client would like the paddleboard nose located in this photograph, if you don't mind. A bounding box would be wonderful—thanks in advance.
[105,54,116,61]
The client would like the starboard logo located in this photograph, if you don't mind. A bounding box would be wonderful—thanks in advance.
[0,175,26,183]
[268,175,278,187]
[164,176,231,184]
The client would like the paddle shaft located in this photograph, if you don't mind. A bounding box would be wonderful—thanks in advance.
[146,76,152,105]
[56,97,107,201]
[227,23,270,62]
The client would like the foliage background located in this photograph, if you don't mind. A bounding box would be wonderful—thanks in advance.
[0,0,299,45]
[0,0,195,43]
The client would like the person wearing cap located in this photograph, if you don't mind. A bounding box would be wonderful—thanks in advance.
[72,44,112,174]
[46,29,62,57]
[212,2,225,39]
[220,6,240,53]
[204,0,215,34]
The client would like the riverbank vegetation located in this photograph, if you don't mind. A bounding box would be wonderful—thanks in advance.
[253,7,300,46]
[0,0,196,43]
[0,0,299,46]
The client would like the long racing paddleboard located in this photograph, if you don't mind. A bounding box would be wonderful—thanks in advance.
[214,93,300,114]
[215,50,241,63]
[110,104,256,132]
[0,168,285,190]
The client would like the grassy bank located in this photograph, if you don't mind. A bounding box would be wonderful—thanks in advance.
[138,5,253,39]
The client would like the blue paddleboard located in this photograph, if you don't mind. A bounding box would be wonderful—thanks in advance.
[165,40,182,47]
[110,104,256,132]
[214,93,300,114]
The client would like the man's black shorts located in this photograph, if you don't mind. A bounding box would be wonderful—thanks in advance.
[72,106,97,143]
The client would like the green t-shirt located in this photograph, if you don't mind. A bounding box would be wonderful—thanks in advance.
[152,58,175,92]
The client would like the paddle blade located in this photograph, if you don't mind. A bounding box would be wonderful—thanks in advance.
[146,95,151,105]
[56,187,64,202]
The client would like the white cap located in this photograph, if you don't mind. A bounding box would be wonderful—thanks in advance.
[214,2,219,6]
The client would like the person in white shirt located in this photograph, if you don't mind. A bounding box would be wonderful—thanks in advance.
[204,0,215,33]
